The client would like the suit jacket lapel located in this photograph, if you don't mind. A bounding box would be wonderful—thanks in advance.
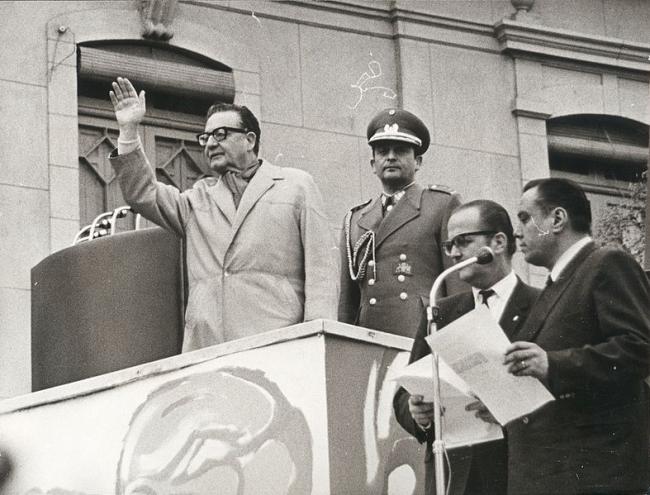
[513,242,597,342]
[438,292,474,329]
[453,292,475,324]
[375,184,422,248]
[231,160,279,234]
[212,177,237,226]
[357,197,383,233]
[499,278,535,339]
[438,283,536,339]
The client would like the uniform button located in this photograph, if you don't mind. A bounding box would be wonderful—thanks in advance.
[224,271,230,277]
[397,274,405,282]
[400,292,408,300]
[368,260,375,267]
[386,205,393,212]
[369,298,377,305]
[399,254,407,261]
[522,417,529,425]
[368,278,375,286]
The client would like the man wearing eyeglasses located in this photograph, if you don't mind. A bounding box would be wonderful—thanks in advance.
[394,200,540,495]
[338,108,465,338]
[108,77,338,351]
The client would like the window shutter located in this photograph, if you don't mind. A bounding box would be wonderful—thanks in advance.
[547,115,648,167]
[78,46,235,103]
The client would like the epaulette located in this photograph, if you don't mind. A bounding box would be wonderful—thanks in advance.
[349,198,372,212]
[426,184,456,195]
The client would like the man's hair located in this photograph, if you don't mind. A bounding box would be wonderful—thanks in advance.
[523,178,591,234]
[453,199,517,256]
[206,103,261,154]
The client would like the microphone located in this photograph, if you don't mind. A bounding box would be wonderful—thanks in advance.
[427,247,494,330]
[531,217,550,236]
[475,246,494,265]
[423,245,494,495]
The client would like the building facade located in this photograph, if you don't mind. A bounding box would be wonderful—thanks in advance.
[1,0,648,397]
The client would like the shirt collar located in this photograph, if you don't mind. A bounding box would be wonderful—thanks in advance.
[471,270,518,305]
[381,181,415,205]
[550,236,592,282]
[382,189,405,206]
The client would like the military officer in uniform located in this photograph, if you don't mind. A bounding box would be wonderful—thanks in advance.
[338,108,465,337]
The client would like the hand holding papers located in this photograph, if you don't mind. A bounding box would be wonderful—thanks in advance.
[392,352,472,402]
[425,306,554,425]
[390,354,504,448]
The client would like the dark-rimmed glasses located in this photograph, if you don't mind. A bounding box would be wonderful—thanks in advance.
[442,230,496,256]
[196,126,248,146]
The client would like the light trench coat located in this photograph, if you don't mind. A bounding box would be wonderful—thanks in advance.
[110,148,339,351]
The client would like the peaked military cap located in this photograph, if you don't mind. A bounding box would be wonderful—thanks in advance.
[366,108,430,155]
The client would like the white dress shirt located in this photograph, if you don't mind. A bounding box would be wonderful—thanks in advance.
[471,269,518,322]
[550,236,592,282]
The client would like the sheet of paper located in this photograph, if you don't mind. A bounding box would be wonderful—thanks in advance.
[391,353,472,400]
[425,306,555,426]
[389,354,504,448]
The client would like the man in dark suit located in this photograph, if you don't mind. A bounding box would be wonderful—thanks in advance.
[394,199,540,495]
[339,108,465,338]
[505,178,650,495]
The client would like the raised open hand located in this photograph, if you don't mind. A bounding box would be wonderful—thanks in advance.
[109,77,146,130]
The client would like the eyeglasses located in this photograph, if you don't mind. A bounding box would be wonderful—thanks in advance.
[196,126,248,146]
[442,231,496,256]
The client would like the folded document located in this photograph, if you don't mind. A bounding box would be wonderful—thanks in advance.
[391,354,504,448]
[391,306,554,447]
[424,306,554,425]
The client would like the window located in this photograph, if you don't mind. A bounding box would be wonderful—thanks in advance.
[77,42,235,230]
[547,114,647,262]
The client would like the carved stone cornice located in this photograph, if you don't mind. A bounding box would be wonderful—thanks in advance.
[248,0,497,48]
[495,18,650,73]
[511,100,551,120]
[139,0,178,41]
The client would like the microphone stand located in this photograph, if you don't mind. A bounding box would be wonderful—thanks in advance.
[425,248,493,495]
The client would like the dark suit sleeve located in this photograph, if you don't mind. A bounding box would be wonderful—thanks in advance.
[547,250,650,394]
[337,220,360,324]
[393,309,433,443]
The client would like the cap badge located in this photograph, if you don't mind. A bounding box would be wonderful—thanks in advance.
[383,123,399,134]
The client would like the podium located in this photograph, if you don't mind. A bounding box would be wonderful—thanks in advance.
[0,320,425,494]
[31,228,185,391]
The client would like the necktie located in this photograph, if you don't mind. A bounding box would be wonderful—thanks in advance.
[545,275,554,288]
[382,195,395,216]
[478,289,495,307]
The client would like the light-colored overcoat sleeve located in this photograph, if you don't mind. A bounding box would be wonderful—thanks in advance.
[109,147,192,237]
[300,174,339,321]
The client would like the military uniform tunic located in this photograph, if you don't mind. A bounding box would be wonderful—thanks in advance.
[338,183,464,338]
